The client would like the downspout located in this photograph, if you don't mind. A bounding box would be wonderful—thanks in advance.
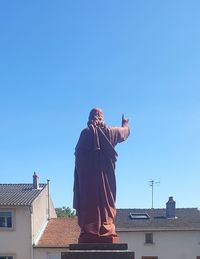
[29,205,34,259]
[47,179,50,220]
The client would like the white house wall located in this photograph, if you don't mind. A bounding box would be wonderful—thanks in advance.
[49,196,57,219]
[0,206,32,259]
[32,186,56,245]
[34,248,68,259]
[118,230,200,259]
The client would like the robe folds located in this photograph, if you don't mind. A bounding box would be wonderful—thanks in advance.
[73,124,130,241]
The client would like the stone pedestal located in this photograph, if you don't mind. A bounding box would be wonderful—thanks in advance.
[78,235,119,244]
[61,243,135,259]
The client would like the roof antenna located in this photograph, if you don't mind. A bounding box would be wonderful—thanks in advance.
[148,180,160,209]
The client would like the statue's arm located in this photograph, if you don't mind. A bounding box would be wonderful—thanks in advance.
[109,115,130,146]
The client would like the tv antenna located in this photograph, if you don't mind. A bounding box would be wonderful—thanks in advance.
[149,180,160,209]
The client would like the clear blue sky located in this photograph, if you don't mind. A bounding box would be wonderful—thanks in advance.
[0,1,200,209]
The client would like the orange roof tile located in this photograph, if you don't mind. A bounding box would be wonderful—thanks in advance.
[36,217,79,248]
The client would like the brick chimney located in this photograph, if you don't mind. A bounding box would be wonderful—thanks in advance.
[166,196,176,218]
[33,172,39,189]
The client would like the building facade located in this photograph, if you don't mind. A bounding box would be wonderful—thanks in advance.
[0,173,56,259]
[116,198,200,259]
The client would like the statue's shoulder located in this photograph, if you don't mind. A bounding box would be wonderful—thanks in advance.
[81,127,90,133]
[80,127,91,138]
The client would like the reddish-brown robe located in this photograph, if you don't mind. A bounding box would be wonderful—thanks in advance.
[73,123,130,243]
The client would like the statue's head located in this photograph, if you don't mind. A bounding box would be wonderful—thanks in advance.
[87,108,105,128]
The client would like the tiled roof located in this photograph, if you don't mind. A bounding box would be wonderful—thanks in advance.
[0,184,47,206]
[115,208,200,231]
[36,217,79,248]
[36,208,200,248]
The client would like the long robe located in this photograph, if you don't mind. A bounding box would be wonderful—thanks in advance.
[73,124,130,241]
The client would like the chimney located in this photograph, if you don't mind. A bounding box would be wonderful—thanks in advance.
[33,172,39,189]
[166,196,176,218]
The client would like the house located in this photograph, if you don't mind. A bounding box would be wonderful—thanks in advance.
[34,217,79,259]
[115,197,200,259]
[0,173,57,259]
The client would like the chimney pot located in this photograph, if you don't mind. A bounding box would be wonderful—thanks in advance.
[33,172,39,189]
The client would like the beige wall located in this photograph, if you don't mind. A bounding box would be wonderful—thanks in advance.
[34,248,68,259]
[32,186,57,245]
[0,206,32,259]
[118,230,200,259]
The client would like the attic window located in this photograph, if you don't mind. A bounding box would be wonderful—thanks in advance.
[129,213,150,220]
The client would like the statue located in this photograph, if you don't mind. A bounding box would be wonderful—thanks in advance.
[73,108,130,243]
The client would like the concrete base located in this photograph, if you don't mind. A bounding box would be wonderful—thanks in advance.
[69,243,128,250]
[61,243,135,259]
[78,235,119,244]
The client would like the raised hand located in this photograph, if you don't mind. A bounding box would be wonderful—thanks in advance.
[122,114,129,127]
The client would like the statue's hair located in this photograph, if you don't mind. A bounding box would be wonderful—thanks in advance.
[87,108,105,128]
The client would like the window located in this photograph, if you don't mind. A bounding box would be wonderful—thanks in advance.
[0,257,13,259]
[145,233,153,244]
[129,213,150,220]
[0,211,12,228]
